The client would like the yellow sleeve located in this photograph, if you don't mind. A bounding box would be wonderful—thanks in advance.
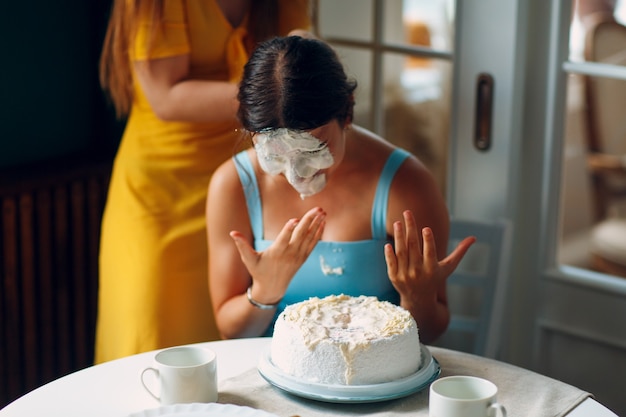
[132,0,190,61]
[278,0,312,35]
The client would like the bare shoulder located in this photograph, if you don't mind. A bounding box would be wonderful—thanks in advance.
[392,150,445,206]
[396,151,436,188]
[387,146,450,247]
[349,125,432,181]
[208,150,254,201]
[207,152,250,234]
[345,125,396,168]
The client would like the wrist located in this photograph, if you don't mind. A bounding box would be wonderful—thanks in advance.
[246,285,281,310]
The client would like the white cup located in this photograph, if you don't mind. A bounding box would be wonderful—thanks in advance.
[429,376,507,417]
[140,346,218,405]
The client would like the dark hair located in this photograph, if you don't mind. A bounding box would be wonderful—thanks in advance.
[237,36,357,132]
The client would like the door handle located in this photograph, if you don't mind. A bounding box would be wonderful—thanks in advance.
[474,73,494,151]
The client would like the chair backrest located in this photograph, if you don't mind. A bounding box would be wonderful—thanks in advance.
[432,218,511,358]
[582,12,626,221]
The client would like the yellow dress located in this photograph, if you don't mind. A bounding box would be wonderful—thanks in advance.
[95,0,310,363]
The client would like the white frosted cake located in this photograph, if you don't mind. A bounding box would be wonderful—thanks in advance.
[270,294,421,385]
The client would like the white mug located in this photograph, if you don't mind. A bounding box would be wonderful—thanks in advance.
[429,376,507,417]
[140,346,218,405]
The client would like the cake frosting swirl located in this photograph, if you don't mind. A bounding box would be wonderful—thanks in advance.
[270,294,421,385]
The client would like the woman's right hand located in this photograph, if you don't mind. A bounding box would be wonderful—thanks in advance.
[228,207,326,304]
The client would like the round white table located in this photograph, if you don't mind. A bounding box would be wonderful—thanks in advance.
[0,338,616,417]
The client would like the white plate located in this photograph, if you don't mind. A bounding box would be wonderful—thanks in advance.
[257,343,440,403]
[128,403,279,417]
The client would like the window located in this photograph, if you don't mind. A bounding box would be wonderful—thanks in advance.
[314,0,455,192]
[558,0,626,279]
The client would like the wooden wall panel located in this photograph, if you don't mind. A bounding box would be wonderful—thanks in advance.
[0,162,111,408]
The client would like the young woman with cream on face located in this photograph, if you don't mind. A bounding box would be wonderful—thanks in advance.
[206,36,475,342]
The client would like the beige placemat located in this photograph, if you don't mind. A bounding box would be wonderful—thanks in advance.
[219,367,427,416]
[218,347,591,417]
[431,347,592,417]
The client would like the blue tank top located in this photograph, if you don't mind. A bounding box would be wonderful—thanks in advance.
[233,148,410,335]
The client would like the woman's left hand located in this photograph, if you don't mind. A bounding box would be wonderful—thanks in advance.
[384,210,475,322]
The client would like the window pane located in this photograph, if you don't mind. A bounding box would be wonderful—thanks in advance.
[559,0,626,277]
[381,52,452,193]
[570,0,626,62]
[317,0,373,41]
[316,0,455,196]
[389,0,455,52]
[334,46,374,130]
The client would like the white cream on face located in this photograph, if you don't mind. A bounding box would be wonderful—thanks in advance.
[254,128,334,198]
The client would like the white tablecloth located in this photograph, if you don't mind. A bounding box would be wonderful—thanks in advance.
[0,338,616,417]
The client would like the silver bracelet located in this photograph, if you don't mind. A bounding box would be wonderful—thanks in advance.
[246,285,280,310]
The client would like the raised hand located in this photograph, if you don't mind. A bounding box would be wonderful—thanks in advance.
[229,207,326,304]
[384,210,475,341]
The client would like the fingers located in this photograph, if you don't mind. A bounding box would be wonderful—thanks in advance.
[384,243,398,277]
[392,219,407,269]
[290,207,326,248]
[443,236,476,270]
[271,207,325,261]
[229,230,259,269]
[273,218,300,249]
[402,210,421,249]
[386,210,479,299]
[392,210,423,271]
[421,227,438,272]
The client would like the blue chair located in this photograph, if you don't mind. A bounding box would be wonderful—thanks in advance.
[432,218,512,358]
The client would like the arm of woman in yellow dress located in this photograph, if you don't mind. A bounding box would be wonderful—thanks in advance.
[134,54,239,123]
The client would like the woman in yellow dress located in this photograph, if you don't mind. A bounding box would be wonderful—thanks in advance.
[96,0,310,363]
